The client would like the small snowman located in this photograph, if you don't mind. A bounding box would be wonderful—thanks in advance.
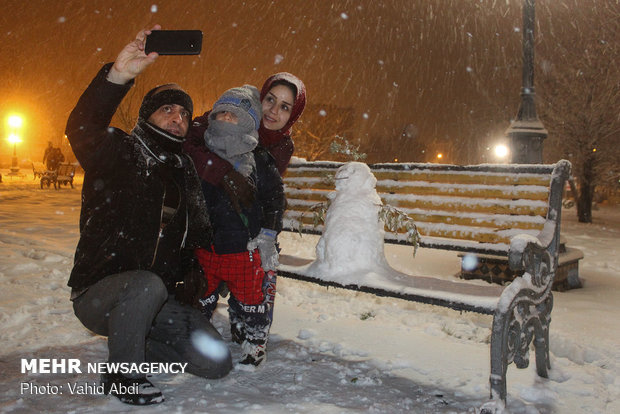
[308,162,389,283]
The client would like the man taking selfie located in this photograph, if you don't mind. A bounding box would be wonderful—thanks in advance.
[64,26,232,405]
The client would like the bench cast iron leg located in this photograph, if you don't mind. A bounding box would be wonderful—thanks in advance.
[483,272,553,412]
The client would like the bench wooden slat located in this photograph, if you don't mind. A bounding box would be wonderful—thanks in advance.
[285,188,331,203]
[378,197,549,216]
[388,211,544,231]
[286,179,550,202]
[376,183,549,201]
[372,170,551,186]
[286,166,552,186]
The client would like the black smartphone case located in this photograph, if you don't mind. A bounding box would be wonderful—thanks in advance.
[145,30,203,55]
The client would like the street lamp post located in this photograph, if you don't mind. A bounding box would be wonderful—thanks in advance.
[7,115,23,175]
[505,0,547,164]
[9,136,20,173]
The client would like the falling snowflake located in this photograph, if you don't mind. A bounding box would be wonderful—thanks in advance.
[274,54,284,64]
[319,109,327,117]
[191,331,229,362]
[340,13,349,20]
[57,16,66,23]
[362,113,369,119]
[151,5,158,13]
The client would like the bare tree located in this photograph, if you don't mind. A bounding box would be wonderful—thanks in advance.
[112,82,150,132]
[537,1,620,222]
[292,103,355,161]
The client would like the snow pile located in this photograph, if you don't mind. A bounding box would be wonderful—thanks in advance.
[1,171,619,413]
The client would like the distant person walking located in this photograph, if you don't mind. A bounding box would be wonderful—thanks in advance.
[42,141,65,171]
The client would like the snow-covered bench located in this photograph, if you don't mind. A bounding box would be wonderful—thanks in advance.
[31,161,46,179]
[277,159,571,411]
[40,163,76,190]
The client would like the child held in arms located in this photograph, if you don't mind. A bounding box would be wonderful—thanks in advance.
[191,85,285,368]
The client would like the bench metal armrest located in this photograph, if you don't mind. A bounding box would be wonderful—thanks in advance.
[508,221,555,289]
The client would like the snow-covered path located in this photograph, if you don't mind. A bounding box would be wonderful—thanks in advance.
[1,172,618,413]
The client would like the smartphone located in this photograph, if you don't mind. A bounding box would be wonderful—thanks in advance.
[145,30,203,55]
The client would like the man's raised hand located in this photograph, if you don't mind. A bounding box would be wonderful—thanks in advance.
[107,25,161,85]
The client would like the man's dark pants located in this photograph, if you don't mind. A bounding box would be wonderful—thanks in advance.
[72,270,232,379]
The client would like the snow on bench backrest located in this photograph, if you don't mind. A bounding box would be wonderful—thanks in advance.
[283,161,562,256]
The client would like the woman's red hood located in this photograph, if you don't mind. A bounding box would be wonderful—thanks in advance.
[259,72,306,145]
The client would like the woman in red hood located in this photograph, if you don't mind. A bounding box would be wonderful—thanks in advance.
[184,72,306,205]
[256,73,306,175]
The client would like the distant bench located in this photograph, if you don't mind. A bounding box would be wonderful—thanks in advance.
[277,159,572,409]
[40,163,76,190]
[32,161,47,179]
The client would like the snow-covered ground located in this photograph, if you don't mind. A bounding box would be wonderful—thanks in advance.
[0,170,618,413]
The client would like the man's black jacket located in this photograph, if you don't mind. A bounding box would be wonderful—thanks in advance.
[65,64,211,291]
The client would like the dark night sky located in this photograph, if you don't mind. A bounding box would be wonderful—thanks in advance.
[0,0,611,164]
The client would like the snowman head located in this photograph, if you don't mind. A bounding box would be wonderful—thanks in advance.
[334,162,377,192]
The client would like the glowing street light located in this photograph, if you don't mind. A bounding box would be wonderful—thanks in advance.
[436,153,443,162]
[494,144,509,161]
[8,115,23,129]
[7,133,22,145]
